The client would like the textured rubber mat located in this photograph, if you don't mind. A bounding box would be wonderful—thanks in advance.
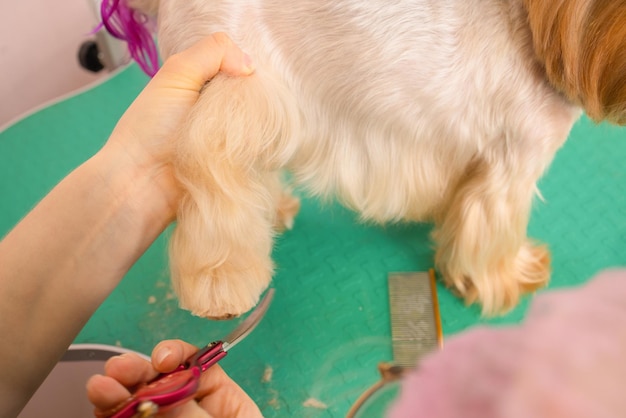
[1,65,625,417]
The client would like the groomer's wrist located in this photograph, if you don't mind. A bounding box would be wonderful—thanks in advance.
[94,140,179,236]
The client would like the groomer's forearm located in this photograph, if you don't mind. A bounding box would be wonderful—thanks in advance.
[0,143,174,416]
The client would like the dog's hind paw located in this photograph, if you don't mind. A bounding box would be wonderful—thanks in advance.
[274,191,300,231]
[439,241,550,315]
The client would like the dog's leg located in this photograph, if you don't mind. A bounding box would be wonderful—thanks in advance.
[269,174,300,232]
[432,153,551,315]
[169,71,299,318]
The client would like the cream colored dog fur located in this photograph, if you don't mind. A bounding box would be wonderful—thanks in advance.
[129,0,626,317]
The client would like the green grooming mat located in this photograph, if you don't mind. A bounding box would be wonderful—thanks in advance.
[1,64,625,417]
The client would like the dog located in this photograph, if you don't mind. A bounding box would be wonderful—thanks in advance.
[126,0,626,318]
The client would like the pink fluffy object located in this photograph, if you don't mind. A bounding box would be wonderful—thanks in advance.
[388,269,626,418]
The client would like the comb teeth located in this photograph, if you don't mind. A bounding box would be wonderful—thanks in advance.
[388,272,440,367]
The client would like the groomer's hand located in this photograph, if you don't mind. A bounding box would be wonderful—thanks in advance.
[87,339,262,418]
[0,32,253,418]
[102,32,255,221]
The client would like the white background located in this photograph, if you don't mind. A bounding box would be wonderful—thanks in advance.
[0,0,110,126]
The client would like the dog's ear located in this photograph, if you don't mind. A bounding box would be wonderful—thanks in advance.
[525,0,626,125]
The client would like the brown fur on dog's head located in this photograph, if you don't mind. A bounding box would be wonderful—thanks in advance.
[524,0,626,124]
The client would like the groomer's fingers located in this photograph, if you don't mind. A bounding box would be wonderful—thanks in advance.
[86,343,192,415]
[108,32,255,170]
[87,373,217,418]
[87,340,260,418]
[91,340,194,393]
[158,364,261,418]
[87,376,218,418]
[87,352,157,412]
[86,373,132,411]
[152,32,255,93]
[195,364,263,417]
[151,339,200,372]
[87,342,194,414]
[153,340,261,417]
[104,352,159,387]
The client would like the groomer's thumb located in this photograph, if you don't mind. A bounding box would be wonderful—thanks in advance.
[154,32,255,92]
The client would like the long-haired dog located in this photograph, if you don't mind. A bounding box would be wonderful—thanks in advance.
[127,0,626,318]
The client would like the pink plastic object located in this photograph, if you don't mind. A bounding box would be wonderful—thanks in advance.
[99,0,159,76]
[100,342,227,418]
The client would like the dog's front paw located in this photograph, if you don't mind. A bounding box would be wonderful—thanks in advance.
[438,241,550,315]
[171,251,274,319]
